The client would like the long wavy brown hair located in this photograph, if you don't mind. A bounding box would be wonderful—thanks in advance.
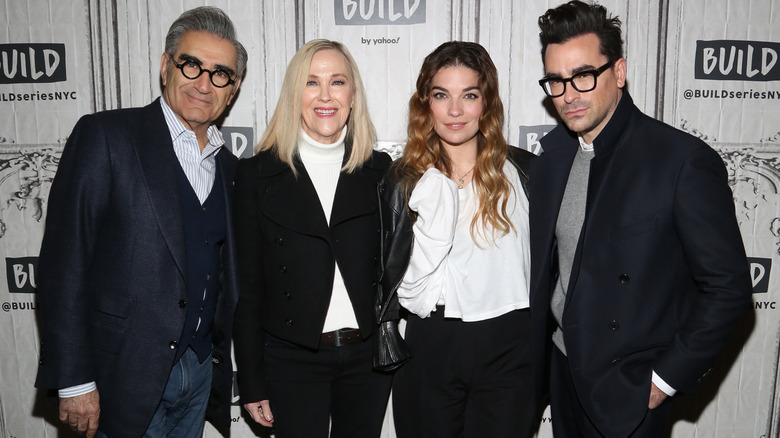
[395,41,514,242]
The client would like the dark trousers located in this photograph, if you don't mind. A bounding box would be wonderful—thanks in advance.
[550,347,672,437]
[264,334,392,438]
[393,308,534,438]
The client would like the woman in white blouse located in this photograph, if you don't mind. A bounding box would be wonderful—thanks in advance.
[380,41,536,438]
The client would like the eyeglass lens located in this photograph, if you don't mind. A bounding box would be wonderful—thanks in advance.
[545,72,596,96]
[177,60,232,88]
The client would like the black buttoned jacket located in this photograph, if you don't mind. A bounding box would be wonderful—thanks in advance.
[529,93,752,436]
[232,144,391,402]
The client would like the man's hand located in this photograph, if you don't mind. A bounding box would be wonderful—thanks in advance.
[244,399,274,427]
[59,389,100,437]
[648,382,668,409]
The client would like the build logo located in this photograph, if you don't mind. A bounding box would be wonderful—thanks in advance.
[221,127,254,159]
[695,40,780,81]
[6,257,37,294]
[749,257,771,294]
[335,0,425,25]
[0,44,66,84]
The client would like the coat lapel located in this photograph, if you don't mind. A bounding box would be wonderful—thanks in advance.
[330,168,377,227]
[259,160,331,238]
[133,99,187,278]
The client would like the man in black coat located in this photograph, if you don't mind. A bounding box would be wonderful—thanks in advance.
[34,6,245,437]
[529,1,752,436]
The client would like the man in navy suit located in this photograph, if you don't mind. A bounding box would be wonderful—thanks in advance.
[35,6,245,437]
[529,1,752,436]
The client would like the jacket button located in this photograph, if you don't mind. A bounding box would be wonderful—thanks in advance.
[611,357,622,365]
[618,274,630,284]
[282,291,291,300]
[212,356,221,365]
[169,341,178,350]
[178,300,187,308]
[275,237,284,246]
[371,282,377,288]
[285,319,293,327]
[609,320,619,330]
[280,265,287,273]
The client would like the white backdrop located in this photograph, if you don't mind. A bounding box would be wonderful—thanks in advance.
[0,0,778,437]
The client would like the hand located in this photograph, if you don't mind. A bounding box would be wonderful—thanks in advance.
[244,400,274,427]
[648,382,668,409]
[59,389,100,437]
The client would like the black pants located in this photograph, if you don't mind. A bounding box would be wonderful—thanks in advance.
[264,334,392,438]
[393,308,534,438]
[550,347,672,437]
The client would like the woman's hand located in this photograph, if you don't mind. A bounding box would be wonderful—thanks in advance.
[244,400,274,427]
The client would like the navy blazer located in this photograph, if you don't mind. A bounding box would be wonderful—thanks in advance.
[35,99,240,437]
[529,93,752,436]
[232,145,391,403]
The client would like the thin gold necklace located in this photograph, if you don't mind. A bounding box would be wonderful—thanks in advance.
[454,164,476,189]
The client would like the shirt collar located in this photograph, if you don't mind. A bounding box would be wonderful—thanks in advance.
[160,96,225,154]
[578,136,594,152]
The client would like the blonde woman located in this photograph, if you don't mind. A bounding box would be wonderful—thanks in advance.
[233,39,392,438]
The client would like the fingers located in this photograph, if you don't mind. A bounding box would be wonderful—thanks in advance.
[244,400,274,427]
[259,400,274,425]
[86,415,100,438]
[59,390,100,435]
[648,382,668,409]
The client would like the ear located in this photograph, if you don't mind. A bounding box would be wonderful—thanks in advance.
[227,78,242,105]
[160,53,170,86]
[614,57,627,89]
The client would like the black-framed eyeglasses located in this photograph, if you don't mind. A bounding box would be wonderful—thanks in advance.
[538,60,615,97]
[169,56,236,88]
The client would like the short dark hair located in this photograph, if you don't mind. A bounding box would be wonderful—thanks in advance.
[165,6,248,80]
[538,1,623,65]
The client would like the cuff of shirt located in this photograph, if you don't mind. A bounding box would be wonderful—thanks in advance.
[652,371,677,397]
[59,382,97,398]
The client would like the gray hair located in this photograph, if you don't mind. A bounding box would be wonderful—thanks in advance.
[164,6,248,80]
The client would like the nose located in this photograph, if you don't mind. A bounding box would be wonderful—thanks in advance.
[563,82,579,104]
[448,98,462,117]
[193,71,213,93]
[318,84,332,101]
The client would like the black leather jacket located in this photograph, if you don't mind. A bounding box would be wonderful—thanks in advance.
[377,146,534,324]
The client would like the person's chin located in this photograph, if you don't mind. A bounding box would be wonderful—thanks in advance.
[563,118,588,134]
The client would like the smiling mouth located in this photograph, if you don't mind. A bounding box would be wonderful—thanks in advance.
[314,108,337,116]
[186,93,211,105]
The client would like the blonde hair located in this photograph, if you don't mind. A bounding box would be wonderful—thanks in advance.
[256,39,375,174]
[395,41,514,242]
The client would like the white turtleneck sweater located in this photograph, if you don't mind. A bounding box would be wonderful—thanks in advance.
[298,127,360,332]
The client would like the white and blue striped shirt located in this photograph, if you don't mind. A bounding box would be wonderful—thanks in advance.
[160,96,226,204]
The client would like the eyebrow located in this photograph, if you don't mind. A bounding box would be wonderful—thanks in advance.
[308,72,349,79]
[571,64,598,74]
[431,85,480,93]
[178,53,236,77]
[542,64,598,80]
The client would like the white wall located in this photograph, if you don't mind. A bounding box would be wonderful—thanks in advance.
[0,1,777,436]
